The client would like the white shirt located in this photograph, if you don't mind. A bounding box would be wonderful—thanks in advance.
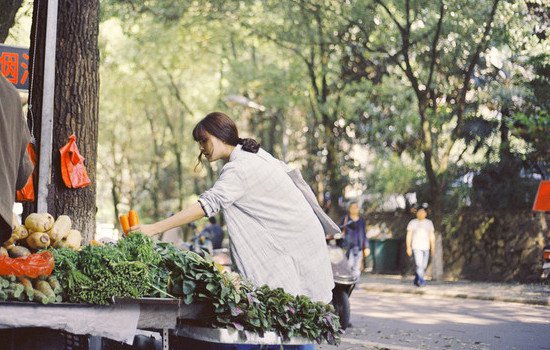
[407,218,435,251]
[199,145,334,303]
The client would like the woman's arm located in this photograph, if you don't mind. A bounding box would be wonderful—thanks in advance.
[129,202,206,237]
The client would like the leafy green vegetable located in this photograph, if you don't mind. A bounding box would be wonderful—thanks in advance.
[51,233,341,344]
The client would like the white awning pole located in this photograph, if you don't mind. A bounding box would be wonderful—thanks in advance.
[37,0,59,213]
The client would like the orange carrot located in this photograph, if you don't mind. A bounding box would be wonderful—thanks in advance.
[128,210,139,227]
[119,214,130,235]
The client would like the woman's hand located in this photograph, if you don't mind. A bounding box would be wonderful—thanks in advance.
[129,223,160,237]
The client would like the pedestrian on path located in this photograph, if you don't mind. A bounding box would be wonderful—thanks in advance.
[340,201,369,279]
[200,216,225,250]
[406,203,435,287]
[130,112,334,303]
[0,75,33,244]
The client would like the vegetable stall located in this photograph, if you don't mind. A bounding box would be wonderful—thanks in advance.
[0,213,341,349]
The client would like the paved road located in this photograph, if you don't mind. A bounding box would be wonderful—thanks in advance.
[319,287,550,350]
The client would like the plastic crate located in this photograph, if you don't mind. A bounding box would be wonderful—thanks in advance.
[62,330,89,350]
[0,328,88,350]
[169,335,315,350]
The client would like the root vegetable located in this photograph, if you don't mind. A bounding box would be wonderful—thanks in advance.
[26,232,51,250]
[54,229,82,250]
[3,225,29,247]
[33,289,49,304]
[49,215,72,242]
[25,213,55,232]
[0,247,8,257]
[7,245,31,258]
[129,210,139,227]
[17,276,34,301]
[35,280,56,302]
[89,240,103,246]
[47,276,62,294]
[6,283,25,300]
[119,215,130,235]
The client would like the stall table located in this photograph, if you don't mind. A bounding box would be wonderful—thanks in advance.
[0,298,314,349]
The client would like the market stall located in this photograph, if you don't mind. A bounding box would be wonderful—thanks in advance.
[0,214,340,349]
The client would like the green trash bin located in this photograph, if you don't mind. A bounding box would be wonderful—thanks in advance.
[369,239,403,274]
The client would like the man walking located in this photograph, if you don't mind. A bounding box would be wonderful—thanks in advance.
[406,203,435,287]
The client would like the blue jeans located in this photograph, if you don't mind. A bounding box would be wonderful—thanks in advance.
[412,249,430,286]
[347,246,362,279]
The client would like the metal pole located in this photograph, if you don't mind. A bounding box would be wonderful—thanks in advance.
[37,0,59,213]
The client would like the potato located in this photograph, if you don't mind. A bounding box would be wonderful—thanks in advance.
[49,215,72,242]
[25,213,55,233]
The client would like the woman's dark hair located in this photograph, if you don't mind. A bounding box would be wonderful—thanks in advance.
[192,112,260,166]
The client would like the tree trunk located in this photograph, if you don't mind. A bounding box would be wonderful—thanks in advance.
[0,0,23,43]
[499,107,512,163]
[432,233,444,281]
[110,180,120,227]
[24,1,100,241]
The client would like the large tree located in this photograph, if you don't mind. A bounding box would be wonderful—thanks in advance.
[24,1,100,240]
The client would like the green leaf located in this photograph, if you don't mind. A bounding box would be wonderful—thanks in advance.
[182,280,196,294]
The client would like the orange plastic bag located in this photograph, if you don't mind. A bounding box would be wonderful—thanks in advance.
[16,143,37,202]
[0,251,54,278]
[60,134,91,189]
[533,180,550,212]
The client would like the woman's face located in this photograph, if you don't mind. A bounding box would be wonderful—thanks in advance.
[198,132,227,162]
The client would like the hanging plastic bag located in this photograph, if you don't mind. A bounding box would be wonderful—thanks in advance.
[60,134,91,189]
[16,143,38,202]
[0,251,54,278]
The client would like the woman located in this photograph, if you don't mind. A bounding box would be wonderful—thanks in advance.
[340,201,369,280]
[130,112,334,303]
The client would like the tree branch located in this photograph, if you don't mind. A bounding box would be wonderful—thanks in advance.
[426,0,445,92]
[440,0,501,170]
[375,0,405,33]
[159,62,194,116]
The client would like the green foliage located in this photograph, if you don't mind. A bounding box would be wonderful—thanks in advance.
[51,234,341,344]
[95,0,549,219]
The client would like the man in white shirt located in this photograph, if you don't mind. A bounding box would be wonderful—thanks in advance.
[406,203,435,287]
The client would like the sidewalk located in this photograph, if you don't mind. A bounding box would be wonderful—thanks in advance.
[359,274,550,306]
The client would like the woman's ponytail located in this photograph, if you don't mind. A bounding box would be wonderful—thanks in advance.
[238,137,260,153]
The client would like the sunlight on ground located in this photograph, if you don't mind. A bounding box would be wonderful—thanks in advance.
[351,293,550,326]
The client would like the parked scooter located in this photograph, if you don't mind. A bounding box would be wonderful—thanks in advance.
[326,233,358,330]
[542,245,550,282]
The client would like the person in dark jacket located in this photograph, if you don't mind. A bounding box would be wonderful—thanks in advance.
[0,75,33,244]
[201,216,224,250]
[340,201,370,279]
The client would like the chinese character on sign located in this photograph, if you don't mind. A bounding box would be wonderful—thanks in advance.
[21,54,29,86]
[0,44,30,91]
[0,52,18,84]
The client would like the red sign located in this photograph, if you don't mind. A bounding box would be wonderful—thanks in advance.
[533,180,550,212]
[0,44,29,91]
